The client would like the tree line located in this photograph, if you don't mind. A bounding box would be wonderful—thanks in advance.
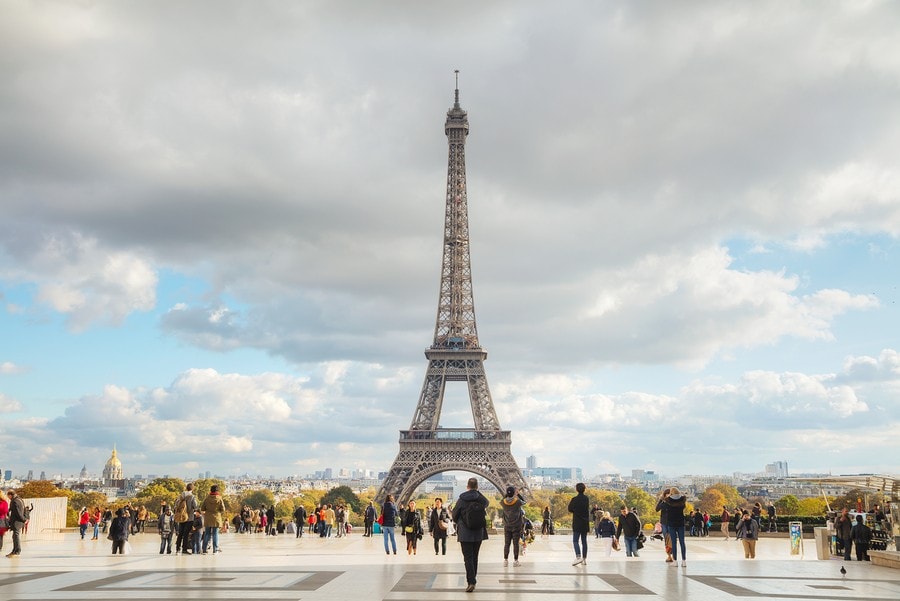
[15,479,880,529]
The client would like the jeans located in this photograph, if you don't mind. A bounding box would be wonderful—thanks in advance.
[434,532,447,555]
[504,529,522,560]
[202,527,219,553]
[192,530,201,554]
[669,525,686,560]
[624,535,639,556]
[382,526,397,553]
[11,521,23,554]
[460,540,483,585]
[572,530,588,559]
[160,533,173,553]
[93,522,99,539]
[176,521,192,553]
[80,524,88,538]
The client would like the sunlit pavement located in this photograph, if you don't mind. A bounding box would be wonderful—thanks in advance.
[0,530,897,600]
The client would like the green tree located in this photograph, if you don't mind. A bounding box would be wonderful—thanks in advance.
[143,477,186,495]
[775,495,800,515]
[240,489,276,510]
[136,483,179,514]
[192,478,227,504]
[623,487,656,523]
[321,486,361,513]
[797,496,831,516]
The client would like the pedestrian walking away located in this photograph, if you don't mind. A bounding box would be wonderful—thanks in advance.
[452,477,490,593]
[568,483,590,566]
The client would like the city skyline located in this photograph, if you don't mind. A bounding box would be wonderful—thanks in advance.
[2,2,900,478]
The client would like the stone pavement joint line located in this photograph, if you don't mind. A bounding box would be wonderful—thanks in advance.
[1,533,898,600]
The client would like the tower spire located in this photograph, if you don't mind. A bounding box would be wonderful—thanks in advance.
[454,69,460,108]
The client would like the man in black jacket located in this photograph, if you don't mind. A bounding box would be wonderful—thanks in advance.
[616,506,642,557]
[6,490,26,557]
[452,478,489,593]
[293,504,307,538]
[568,482,590,566]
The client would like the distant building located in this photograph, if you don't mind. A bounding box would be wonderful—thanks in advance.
[765,461,789,478]
[524,467,583,481]
[3,470,11,481]
[527,455,538,469]
[102,445,124,484]
[26,470,33,481]
[79,465,88,479]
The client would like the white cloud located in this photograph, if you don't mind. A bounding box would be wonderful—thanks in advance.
[1,361,27,375]
[0,230,157,331]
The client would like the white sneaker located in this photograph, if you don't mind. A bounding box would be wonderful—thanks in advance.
[572,557,583,566]
[513,560,521,567]
[504,559,508,567]
[681,560,686,567]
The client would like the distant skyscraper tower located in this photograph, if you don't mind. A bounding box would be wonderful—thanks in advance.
[40,470,47,480]
[103,445,124,483]
[3,470,11,481]
[26,469,33,481]
[765,460,789,478]
[80,465,88,479]
[527,455,538,469]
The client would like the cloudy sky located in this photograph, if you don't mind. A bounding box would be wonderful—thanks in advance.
[2,1,899,481]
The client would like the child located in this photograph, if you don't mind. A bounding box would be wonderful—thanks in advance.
[191,509,203,555]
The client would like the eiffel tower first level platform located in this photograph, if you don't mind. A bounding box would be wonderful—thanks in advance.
[376,74,529,504]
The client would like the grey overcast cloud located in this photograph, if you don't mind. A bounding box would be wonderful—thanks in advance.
[1,1,899,479]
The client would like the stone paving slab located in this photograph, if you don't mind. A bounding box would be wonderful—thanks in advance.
[0,531,896,600]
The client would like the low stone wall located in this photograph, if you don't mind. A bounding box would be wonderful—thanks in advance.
[869,550,900,569]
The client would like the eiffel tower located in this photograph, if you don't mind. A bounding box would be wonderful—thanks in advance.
[376,73,529,504]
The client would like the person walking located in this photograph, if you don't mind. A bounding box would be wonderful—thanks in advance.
[452,478,490,593]
[500,486,526,566]
[655,489,673,562]
[568,482,590,566]
[78,507,90,539]
[0,491,9,553]
[293,504,307,538]
[381,495,399,555]
[720,506,731,540]
[766,502,777,532]
[850,514,873,561]
[200,484,226,554]
[736,510,759,559]
[664,487,687,567]
[541,506,552,536]
[616,506,642,557]
[109,508,129,555]
[597,511,616,556]
[402,500,422,555]
[364,501,376,537]
[158,506,175,554]
[429,497,451,555]
[835,508,854,561]
[174,483,198,554]
[5,489,26,557]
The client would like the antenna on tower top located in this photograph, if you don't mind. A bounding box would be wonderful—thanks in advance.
[454,69,460,107]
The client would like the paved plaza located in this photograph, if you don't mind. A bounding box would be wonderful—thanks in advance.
[0,530,897,600]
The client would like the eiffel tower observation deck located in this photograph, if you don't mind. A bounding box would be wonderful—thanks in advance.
[376,73,529,504]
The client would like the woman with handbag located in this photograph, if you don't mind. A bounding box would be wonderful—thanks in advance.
[402,500,422,555]
[429,498,451,555]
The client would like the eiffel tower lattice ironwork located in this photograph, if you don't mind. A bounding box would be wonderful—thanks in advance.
[376,74,529,504]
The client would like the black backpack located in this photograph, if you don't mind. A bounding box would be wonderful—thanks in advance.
[460,501,486,530]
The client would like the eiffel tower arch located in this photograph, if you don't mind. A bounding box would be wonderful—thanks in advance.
[376,73,529,504]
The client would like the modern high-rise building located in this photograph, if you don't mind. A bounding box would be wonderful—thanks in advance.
[527,455,538,469]
[765,461,789,478]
